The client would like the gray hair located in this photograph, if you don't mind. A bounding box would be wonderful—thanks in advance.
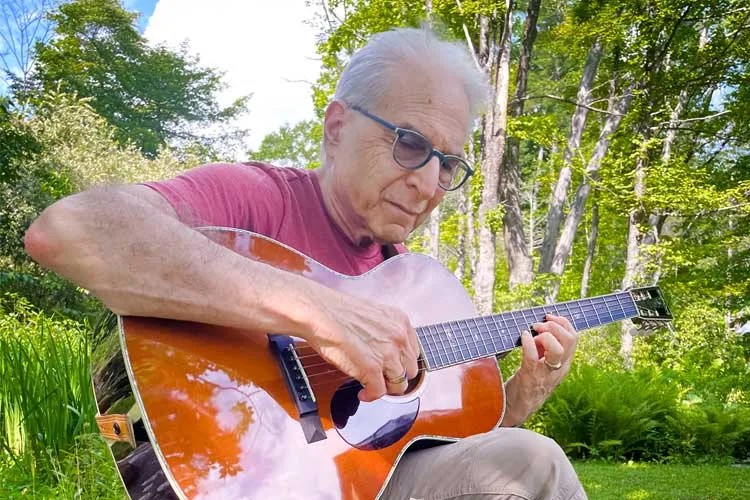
[334,26,488,122]
[321,26,489,164]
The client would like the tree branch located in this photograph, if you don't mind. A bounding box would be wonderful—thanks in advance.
[522,94,626,116]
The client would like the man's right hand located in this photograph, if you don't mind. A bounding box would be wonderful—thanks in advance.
[300,286,421,402]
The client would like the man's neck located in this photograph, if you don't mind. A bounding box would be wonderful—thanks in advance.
[316,167,373,247]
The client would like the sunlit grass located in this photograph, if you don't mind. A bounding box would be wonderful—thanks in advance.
[575,461,750,499]
[0,295,100,489]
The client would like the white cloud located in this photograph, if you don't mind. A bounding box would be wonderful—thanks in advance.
[144,0,321,158]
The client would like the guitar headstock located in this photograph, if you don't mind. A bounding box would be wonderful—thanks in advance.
[629,286,673,331]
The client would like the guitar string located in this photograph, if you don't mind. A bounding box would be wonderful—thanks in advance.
[290,294,634,368]
[287,295,637,391]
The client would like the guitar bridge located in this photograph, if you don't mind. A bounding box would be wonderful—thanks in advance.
[268,335,326,444]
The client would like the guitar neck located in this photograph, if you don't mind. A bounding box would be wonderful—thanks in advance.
[417,291,637,370]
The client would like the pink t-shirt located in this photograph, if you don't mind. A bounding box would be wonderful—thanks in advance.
[142,161,406,276]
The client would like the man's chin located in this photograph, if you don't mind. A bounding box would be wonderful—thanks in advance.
[372,223,410,245]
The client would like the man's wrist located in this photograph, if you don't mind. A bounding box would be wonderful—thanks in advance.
[501,372,536,427]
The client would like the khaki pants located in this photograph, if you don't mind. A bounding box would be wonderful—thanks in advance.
[382,428,587,500]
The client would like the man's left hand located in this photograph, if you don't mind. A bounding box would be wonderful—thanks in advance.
[501,313,578,427]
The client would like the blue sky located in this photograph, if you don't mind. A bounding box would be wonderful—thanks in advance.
[123,0,158,32]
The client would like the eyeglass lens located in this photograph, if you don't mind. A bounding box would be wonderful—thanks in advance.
[394,129,466,190]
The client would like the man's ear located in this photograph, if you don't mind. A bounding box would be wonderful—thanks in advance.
[323,100,347,151]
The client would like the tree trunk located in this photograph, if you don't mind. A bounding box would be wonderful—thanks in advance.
[474,1,513,314]
[621,110,652,369]
[455,187,467,280]
[427,206,440,260]
[499,0,540,290]
[546,78,635,302]
[538,39,603,274]
[528,146,544,252]
[580,199,599,298]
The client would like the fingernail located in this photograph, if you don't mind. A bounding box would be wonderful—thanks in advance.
[522,330,531,338]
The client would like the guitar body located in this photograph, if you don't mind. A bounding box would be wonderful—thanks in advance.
[93,227,505,500]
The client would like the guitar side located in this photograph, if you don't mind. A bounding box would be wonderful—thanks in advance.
[92,227,505,500]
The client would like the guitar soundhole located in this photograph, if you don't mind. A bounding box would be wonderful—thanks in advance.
[330,382,419,451]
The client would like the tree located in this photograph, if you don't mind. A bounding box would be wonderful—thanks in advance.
[24,0,249,157]
[0,0,59,91]
[248,120,323,169]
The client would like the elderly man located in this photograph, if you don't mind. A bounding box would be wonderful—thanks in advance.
[25,27,584,499]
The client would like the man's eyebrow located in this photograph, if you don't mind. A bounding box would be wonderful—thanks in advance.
[395,121,465,158]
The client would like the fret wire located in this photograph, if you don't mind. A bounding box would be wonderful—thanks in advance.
[442,322,464,363]
[568,301,584,330]
[602,297,614,324]
[437,323,456,367]
[502,314,522,348]
[460,318,481,359]
[603,296,619,321]
[590,297,604,327]
[522,307,541,335]
[473,317,490,357]
[482,316,500,355]
[417,326,437,368]
[500,313,513,351]
[612,295,630,319]
[583,299,592,328]
[614,294,632,319]
[429,324,448,369]
[444,320,469,361]
[621,292,638,317]
[464,319,480,358]
[614,293,628,320]
[510,311,524,339]
[459,318,487,360]
[488,314,506,353]
[438,323,463,364]
[472,317,488,356]
[420,290,649,371]
[602,296,616,323]
[561,302,573,326]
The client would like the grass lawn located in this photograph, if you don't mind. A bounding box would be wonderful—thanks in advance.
[4,450,749,499]
[575,461,750,499]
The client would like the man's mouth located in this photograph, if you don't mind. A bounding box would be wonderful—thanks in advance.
[386,200,422,216]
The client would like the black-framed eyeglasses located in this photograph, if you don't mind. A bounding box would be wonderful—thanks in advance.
[351,105,474,192]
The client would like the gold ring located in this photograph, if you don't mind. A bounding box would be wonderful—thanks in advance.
[543,358,563,371]
[386,371,408,385]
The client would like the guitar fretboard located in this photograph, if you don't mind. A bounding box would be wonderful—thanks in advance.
[417,292,637,370]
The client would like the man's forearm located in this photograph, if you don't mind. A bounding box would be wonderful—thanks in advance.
[501,371,550,427]
[24,186,320,338]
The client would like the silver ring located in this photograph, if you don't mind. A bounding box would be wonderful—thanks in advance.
[543,358,563,371]
[386,370,408,385]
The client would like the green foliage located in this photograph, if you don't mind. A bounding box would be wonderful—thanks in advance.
[634,299,750,405]
[249,120,323,169]
[529,364,682,461]
[0,90,195,316]
[528,363,750,462]
[27,91,190,189]
[0,98,41,184]
[0,296,96,475]
[0,433,125,499]
[25,0,249,157]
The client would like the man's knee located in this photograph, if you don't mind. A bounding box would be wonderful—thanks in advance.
[472,428,585,499]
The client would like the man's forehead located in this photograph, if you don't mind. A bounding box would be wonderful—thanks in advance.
[380,67,470,144]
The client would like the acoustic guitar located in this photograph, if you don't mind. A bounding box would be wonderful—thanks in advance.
[91,227,672,499]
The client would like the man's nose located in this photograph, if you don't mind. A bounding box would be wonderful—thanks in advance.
[405,155,441,198]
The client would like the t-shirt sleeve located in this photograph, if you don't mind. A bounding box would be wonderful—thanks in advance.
[141,162,283,235]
